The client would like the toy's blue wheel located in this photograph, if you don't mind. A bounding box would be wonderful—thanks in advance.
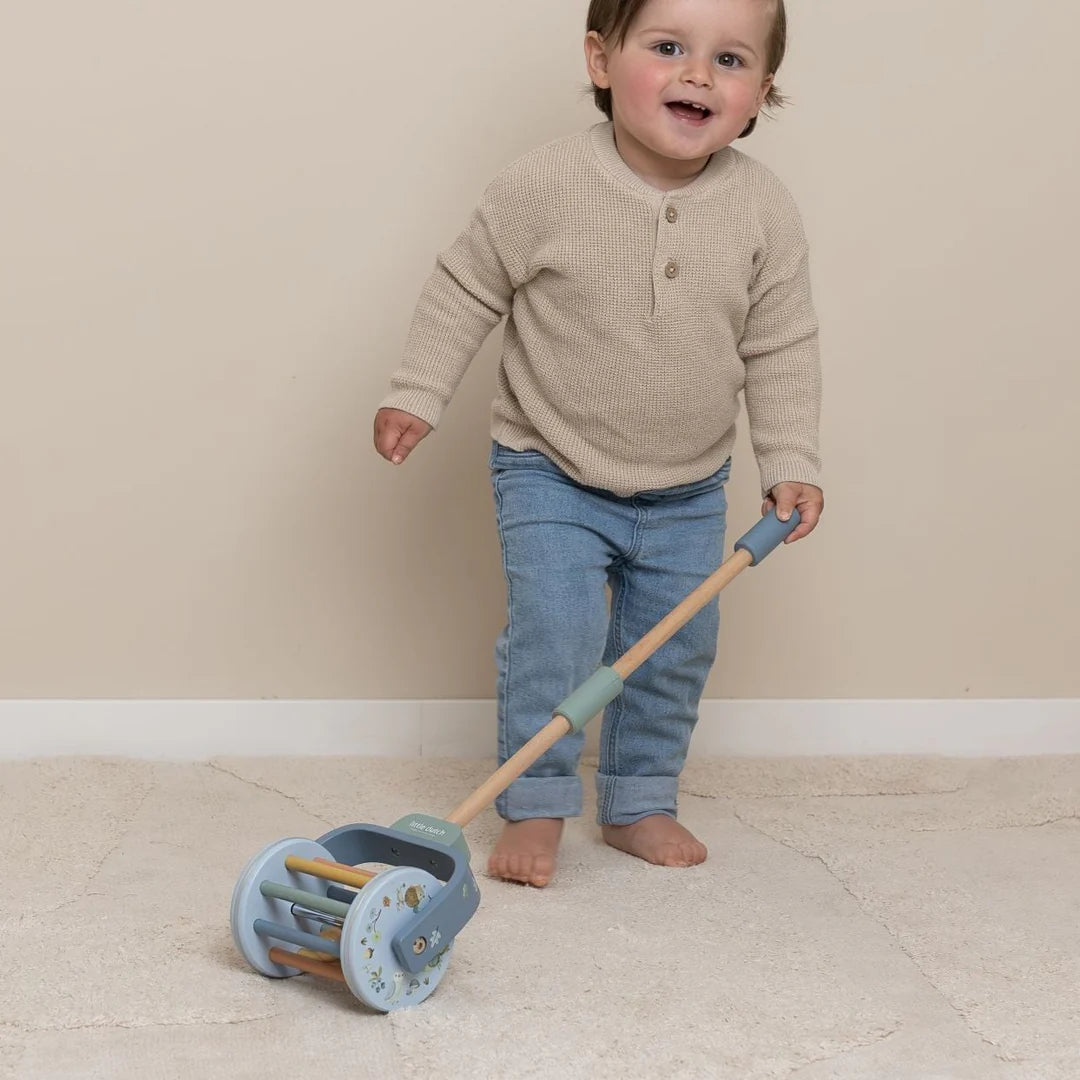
[229,837,338,977]
[339,866,454,1011]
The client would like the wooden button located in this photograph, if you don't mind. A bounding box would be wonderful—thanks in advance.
[665,206,678,223]
[665,260,679,279]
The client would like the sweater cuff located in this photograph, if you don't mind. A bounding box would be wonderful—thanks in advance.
[377,389,446,431]
[758,455,822,498]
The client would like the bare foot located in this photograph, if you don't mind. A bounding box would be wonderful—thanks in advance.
[488,818,564,887]
[602,815,707,868]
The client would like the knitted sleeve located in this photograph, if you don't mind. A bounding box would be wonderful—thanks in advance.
[740,183,823,495]
[379,185,524,428]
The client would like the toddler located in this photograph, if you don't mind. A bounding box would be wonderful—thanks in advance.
[374,0,824,887]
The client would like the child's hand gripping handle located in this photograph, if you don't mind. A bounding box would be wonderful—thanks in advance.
[444,510,800,829]
[734,506,802,565]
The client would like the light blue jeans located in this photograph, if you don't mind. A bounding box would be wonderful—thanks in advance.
[489,442,730,826]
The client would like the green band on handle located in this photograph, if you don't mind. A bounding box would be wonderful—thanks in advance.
[554,667,624,734]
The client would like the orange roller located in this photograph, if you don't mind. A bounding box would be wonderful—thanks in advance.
[268,947,346,983]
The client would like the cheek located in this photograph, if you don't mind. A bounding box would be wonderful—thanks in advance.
[725,78,765,113]
[614,62,669,114]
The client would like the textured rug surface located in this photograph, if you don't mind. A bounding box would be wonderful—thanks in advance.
[2,754,1078,1079]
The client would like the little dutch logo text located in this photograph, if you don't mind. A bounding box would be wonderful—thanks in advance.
[409,821,446,836]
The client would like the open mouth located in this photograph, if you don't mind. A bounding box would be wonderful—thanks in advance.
[666,100,713,122]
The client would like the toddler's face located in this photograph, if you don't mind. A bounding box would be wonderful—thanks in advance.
[587,0,775,180]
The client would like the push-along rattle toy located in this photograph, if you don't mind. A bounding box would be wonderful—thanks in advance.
[230,508,799,1011]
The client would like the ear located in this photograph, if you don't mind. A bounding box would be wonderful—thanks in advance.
[584,30,612,89]
[756,73,775,110]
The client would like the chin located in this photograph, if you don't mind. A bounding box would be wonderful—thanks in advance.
[654,125,736,157]
[654,137,726,161]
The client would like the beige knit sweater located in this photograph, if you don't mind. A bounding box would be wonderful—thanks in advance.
[381,122,821,497]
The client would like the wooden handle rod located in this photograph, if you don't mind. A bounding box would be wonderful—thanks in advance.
[446,715,571,827]
[445,546,756,829]
[613,547,753,679]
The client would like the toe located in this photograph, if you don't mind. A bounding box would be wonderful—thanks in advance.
[673,844,694,867]
[530,855,554,887]
[655,842,684,867]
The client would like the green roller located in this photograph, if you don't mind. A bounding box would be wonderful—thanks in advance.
[259,881,351,920]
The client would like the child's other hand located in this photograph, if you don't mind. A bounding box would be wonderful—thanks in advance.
[761,482,823,543]
[373,408,432,465]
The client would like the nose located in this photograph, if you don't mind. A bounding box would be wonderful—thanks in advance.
[681,55,713,89]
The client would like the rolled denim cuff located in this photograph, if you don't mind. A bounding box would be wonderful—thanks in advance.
[496,775,583,821]
[595,772,679,826]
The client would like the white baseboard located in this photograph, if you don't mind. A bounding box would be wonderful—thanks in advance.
[1,699,1078,759]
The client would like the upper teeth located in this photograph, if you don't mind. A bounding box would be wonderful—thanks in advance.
[680,102,706,111]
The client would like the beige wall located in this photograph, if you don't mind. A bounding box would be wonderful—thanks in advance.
[2,1,1077,701]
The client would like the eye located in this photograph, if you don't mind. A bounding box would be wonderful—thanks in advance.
[716,52,743,69]
[653,41,683,57]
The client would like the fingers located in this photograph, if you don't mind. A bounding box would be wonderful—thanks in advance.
[388,419,429,464]
[785,502,820,543]
[773,488,798,524]
[767,482,824,544]
[373,409,432,465]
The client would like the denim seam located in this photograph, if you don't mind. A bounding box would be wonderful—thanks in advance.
[492,470,511,772]
[626,499,647,563]
[603,502,646,822]
[600,568,630,823]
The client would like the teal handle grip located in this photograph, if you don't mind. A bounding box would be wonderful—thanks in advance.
[554,667,624,734]
[733,508,801,566]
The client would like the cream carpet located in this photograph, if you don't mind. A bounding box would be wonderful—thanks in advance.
[2,754,1078,1079]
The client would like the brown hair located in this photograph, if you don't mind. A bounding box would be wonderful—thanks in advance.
[585,0,787,137]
